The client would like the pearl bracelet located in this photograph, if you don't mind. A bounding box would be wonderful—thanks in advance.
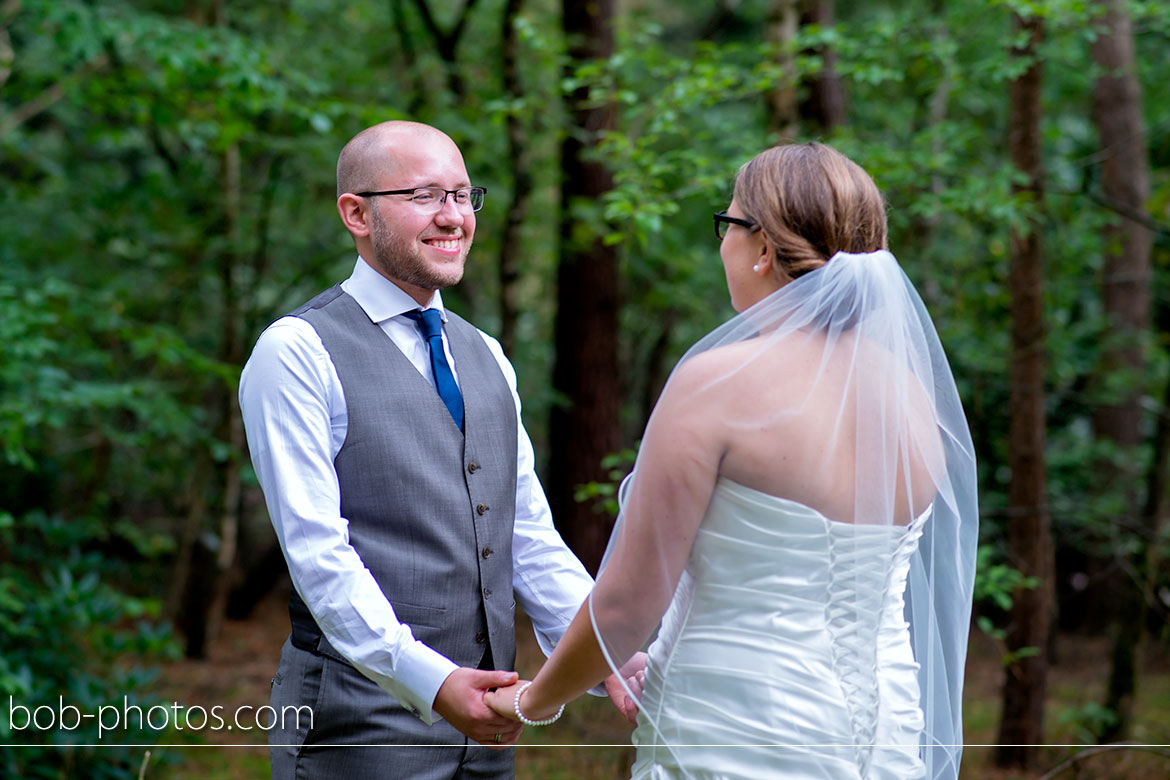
[513,681,565,726]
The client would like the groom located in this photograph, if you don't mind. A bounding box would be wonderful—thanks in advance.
[240,120,623,779]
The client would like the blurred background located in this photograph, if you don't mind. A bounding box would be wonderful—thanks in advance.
[1,0,1169,777]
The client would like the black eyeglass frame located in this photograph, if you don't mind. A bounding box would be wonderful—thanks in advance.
[713,210,758,241]
[356,186,488,212]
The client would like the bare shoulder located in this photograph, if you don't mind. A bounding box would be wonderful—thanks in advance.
[639,345,749,446]
[663,340,768,393]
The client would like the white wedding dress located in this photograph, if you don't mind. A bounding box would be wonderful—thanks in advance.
[629,478,929,780]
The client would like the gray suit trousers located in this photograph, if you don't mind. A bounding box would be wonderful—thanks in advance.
[268,639,514,779]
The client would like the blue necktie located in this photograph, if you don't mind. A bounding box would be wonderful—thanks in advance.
[403,309,464,431]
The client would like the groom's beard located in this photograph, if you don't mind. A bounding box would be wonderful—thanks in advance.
[368,207,468,291]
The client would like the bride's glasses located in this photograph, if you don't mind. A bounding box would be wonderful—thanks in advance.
[714,211,758,241]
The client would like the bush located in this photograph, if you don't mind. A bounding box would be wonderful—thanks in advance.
[0,510,179,779]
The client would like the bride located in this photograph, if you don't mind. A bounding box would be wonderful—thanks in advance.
[485,142,978,780]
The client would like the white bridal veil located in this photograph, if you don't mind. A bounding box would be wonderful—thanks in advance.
[588,250,978,779]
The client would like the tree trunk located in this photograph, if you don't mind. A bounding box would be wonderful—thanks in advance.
[549,0,620,575]
[640,310,677,431]
[995,12,1053,769]
[797,0,845,132]
[497,0,529,358]
[166,455,209,624]
[389,0,426,116]
[205,140,245,646]
[766,0,800,141]
[1137,357,1170,637]
[0,1,19,92]
[172,2,246,658]
[226,541,289,619]
[909,4,951,309]
[1090,0,1153,741]
[407,0,483,101]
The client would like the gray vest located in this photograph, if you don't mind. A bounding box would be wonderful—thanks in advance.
[285,286,518,673]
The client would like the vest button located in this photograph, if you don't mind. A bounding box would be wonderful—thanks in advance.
[476,503,489,515]
[483,587,492,598]
[481,546,493,559]
[468,462,480,474]
[475,631,486,644]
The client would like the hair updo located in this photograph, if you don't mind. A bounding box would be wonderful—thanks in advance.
[733,143,887,279]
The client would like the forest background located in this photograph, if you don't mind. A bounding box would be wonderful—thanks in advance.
[2,0,1169,778]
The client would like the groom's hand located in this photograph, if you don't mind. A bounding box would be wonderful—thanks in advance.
[433,668,523,748]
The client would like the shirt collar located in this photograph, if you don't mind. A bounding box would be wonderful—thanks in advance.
[345,256,448,324]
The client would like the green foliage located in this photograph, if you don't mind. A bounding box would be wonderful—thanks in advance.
[975,544,1041,615]
[0,511,179,778]
[0,276,218,472]
[973,543,1042,666]
[574,447,639,518]
[3,0,1170,771]
[1057,700,1122,744]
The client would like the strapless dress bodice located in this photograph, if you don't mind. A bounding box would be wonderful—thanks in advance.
[630,478,927,780]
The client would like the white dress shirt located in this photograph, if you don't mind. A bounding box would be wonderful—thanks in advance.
[239,257,595,723]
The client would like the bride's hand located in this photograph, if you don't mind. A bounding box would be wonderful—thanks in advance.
[484,680,529,721]
[606,651,648,724]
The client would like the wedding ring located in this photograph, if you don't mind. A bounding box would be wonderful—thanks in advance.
[494,733,502,744]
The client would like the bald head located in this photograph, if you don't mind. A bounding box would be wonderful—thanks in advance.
[336,121,460,199]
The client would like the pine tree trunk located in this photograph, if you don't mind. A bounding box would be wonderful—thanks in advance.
[797,0,845,132]
[174,2,245,658]
[549,0,621,575]
[766,0,799,141]
[1090,0,1153,741]
[995,12,1053,769]
[0,1,16,92]
[407,0,482,100]
[497,0,529,358]
[204,140,244,649]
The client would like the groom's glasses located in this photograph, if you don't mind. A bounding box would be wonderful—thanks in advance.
[714,211,758,241]
[357,186,487,214]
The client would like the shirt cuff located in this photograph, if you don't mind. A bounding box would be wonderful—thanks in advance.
[388,642,459,725]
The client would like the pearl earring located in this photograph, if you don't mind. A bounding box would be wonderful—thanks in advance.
[752,264,760,272]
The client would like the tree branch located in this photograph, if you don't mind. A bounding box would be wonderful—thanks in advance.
[1,0,20,25]
[407,0,446,48]
[450,0,483,44]
[1083,188,1170,239]
[0,54,109,138]
[406,0,481,57]
[0,0,20,91]
[1037,744,1170,780]
[0,32,13,93]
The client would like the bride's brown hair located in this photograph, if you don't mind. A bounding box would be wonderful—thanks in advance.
[733,143,887,279]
